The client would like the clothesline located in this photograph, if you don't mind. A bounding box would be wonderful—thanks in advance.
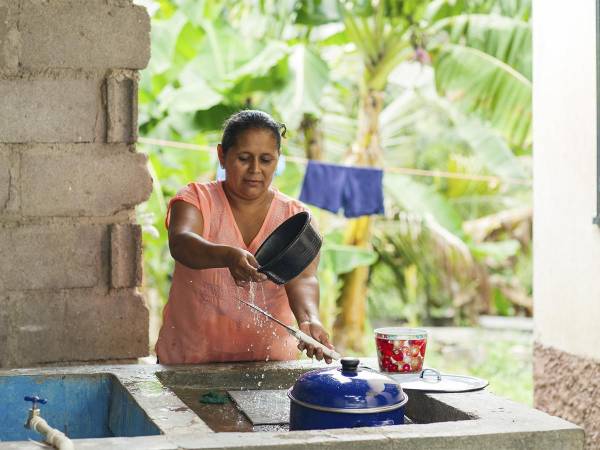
[138,137,532,187]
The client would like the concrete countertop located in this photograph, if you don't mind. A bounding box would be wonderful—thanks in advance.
[0,360,584,450]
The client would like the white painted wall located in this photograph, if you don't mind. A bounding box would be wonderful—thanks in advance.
[533,0,600,359]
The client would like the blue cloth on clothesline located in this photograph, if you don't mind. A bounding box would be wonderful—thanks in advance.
[299,160,385,218]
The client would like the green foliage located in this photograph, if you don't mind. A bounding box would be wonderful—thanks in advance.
[385,174,463,233]
[434,44,531,149]
[429,11,532,150]
[294,0,340,25]
[432,14,531,79]
[276,45,330,129]
[425,0,530,22]
[471,239,521,263]
[368,212,479,326]
[422,329,533,405]
[322,243,378,275]
[455,121,528,179]
[318,228,379,332]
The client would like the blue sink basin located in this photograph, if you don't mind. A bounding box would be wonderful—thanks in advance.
[0,373,160,441]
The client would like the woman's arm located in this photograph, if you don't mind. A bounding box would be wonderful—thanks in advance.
[285,254,336,364]
[168,201,266,283]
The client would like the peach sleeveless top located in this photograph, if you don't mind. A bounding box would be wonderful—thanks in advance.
[155,181,306,364]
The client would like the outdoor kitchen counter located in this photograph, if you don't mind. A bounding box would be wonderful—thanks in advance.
[0,360,584,450]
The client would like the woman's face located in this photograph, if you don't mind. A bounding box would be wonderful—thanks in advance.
[218,128,279,200]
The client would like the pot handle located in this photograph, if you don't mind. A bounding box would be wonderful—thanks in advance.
[420,368,442,382]
[257,267,286,285]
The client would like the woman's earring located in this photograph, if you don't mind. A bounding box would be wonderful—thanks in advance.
[216,164,226,181]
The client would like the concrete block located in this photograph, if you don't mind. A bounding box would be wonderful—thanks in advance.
[0,2,19,72]
[65,290,149,362]
[0,289,149,367]
[0,145,19,214]
[21,144,153,216]
[0,224,105,291]
[0,76,101,143]
[0,146,10,211]
[20,1,150,69]
[106,70,139,143]
[0,290,67,367]
[0,293,8,365]
[111,223,143,288]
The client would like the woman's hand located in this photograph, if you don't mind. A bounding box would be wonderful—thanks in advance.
[225,247,268,286]
[297,320,336,364]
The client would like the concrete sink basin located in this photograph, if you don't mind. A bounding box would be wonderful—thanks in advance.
[0,360,584,449]
[0,373,159,441]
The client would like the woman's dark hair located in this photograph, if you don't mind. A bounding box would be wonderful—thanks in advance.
[221,110,286,154]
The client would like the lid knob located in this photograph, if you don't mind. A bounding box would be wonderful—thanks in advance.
[340,357,360,375]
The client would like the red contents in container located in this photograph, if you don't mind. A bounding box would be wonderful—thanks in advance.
[376,337,427,373]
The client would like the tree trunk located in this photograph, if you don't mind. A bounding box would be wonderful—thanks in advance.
[333,88,384,353]
[334,216,372,351]
[300,113,324,161]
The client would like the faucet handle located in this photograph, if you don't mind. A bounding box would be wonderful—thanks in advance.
[24,396,47,409]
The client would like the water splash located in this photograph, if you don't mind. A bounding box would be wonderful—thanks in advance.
[259,282,267,308]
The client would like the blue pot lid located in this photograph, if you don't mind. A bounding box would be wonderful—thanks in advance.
[288,357,406,411]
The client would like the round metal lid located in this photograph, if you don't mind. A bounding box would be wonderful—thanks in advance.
[389,368,489,393]
[288,357,407,412]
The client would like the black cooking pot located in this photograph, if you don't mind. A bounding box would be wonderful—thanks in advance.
[288,357,408,430]
[255,211,321,285]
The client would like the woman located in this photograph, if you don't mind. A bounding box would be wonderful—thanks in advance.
[155,110,336,365]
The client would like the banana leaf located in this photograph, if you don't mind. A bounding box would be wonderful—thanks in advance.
[276,44,330,129]
[432,14,531,79]
[434,43,531,149]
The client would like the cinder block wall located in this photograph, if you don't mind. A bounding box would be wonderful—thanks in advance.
[0,0,152,367]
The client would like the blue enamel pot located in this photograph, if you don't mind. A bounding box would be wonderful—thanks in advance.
[288,357,408,431]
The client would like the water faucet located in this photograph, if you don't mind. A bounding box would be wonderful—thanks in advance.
[24,396,48,428]
[23,395,74,450]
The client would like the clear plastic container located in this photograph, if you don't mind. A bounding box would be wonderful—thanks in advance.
[374,327,428,373]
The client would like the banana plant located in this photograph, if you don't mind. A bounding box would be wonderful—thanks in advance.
[329,0,531,351]
[369,211,483,326]
[370,63,530,325]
